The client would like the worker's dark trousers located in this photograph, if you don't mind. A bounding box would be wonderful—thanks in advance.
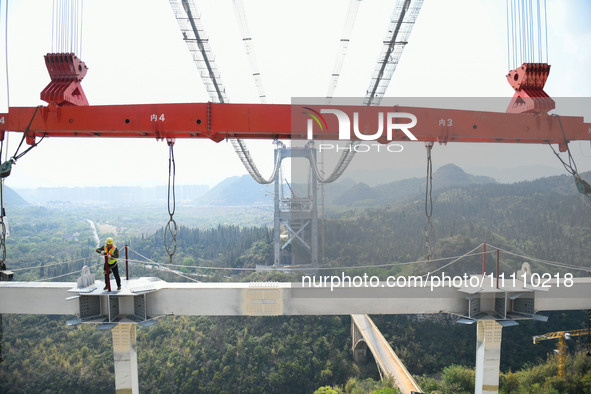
[105,263,122,288]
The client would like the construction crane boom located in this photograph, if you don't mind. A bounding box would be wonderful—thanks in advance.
[533,328,591,344]
[533,328,591,378]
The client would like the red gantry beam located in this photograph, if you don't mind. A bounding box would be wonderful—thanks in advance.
[0,103,590,148]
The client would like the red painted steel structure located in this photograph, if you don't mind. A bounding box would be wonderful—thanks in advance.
[0,62,589,148]
[40,53,89,107]
[482,243,487,276]
[125,244,129,281]
[496,249,500,289]
[0,102,590,147]
[104,254,111,292]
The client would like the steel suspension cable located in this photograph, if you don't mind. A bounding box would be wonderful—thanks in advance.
[326,0,362,102]
[309,0,424,184]
[233,0,267,104]
[170,0,279,185]
[307,0,362,184]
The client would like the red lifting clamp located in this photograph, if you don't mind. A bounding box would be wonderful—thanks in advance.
[506,63,555,114]
[40,53,89,106]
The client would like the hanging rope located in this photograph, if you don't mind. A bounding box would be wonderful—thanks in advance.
[164,140,177,263]
[0,107,46,269]
[424,142,434,261]
[52,0,83,55]
[3,0,9,111]
[0,131,5,269]
[506,0,548,69]
[548,115,591,202]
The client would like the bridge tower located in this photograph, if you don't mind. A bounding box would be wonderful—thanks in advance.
[273,144,319,269]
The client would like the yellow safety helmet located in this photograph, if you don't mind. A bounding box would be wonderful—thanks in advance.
[106,237,114,245]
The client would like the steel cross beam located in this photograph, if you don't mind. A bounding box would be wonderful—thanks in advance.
[281,221,311,251]
[1,103,590,147]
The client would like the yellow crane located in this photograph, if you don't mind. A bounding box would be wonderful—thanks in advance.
[533,328,591,377]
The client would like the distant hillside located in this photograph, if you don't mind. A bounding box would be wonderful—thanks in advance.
[4,186,28,206]
[339,164,567,185]
[324,170,591,271]
[15,185,209,205]
[331,163,495,206]
[197,175,272,206]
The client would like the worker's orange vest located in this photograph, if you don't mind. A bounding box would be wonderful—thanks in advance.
[105,245,118,265]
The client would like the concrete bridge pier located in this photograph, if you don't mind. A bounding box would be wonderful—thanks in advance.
[474,320,503,394]
[112,324,139,394]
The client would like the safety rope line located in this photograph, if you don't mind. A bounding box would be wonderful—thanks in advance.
[424,142,434,261]
[11,257,93,272]
[126,247,201,282]
[34,262,102,282]
[131,259,202,283]
[127,245,489,272]
[548,115,591,202]
[23,244,591,282]
[421,244,485,278]
[129,258,256,271]
[164,140,177,263]
[488,244,591,272]
[27,243,586,283]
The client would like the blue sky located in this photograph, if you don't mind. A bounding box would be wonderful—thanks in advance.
[0,0,590,188]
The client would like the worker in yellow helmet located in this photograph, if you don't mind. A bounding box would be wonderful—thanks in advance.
[96,237,121,291]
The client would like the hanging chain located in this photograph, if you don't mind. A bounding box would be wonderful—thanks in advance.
[424,142,434,261]
[164,139,177,264]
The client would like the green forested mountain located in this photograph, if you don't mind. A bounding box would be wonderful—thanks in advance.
[322,171,591,275]
[330,163,495,207]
